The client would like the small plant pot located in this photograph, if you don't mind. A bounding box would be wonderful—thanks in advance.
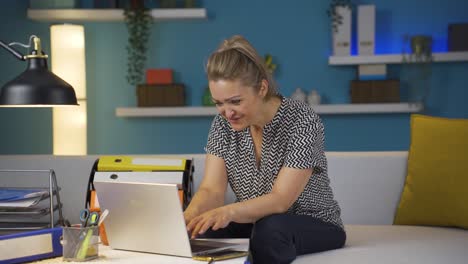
[410,35,432,57]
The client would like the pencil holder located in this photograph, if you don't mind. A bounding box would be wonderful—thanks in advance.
[62,226,99,261]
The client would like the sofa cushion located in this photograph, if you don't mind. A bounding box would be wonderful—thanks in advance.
[394,114,468,229]
[293,225,468,264]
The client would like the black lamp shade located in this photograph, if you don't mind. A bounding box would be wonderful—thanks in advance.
[0,57,78,106]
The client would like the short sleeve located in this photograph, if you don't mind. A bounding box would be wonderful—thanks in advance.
[204,115,229,159]
[284,118,326,173]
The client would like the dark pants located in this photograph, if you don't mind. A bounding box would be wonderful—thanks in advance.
[201,214,346,264]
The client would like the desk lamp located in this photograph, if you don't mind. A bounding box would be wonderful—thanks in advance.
[0,36,78,107]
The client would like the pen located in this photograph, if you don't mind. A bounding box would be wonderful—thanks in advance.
[98,209,109,226]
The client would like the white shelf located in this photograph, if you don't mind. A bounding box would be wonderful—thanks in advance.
[115,103,423,117]
[329,52,468,65]
[116,106,218,117]
[314,103,423,114]
[27,8,207,22]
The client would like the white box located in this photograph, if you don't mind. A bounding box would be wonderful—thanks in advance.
[358,5,376,55]
[332,6,352,56]
[358,64,387,80]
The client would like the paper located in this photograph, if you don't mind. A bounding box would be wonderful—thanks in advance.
[0,189,48,208]
[0,196,44,208]
[0,189,48,201]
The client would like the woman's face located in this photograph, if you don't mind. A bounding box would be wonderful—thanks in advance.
[209,79,266,131]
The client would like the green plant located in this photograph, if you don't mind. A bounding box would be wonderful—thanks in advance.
[124,1,152,86]
[401,34,433,104]
[326,0,353,33]
[402,35,433,63]
[264,54,277,74]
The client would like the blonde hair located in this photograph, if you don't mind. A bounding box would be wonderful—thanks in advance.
[206,35,278,99]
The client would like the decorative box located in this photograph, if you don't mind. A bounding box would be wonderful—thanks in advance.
[448,23,468,51]
[146,69,173,85]
[350,80,400,103]
[137,84,185,107]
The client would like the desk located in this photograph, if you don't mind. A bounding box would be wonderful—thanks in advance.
[34,239,249,263]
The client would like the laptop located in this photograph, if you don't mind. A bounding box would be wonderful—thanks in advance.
[93,176,239,258]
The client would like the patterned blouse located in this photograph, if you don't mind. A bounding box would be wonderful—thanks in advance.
[205,96,343,229]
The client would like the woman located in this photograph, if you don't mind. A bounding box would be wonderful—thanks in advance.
[184,35,346,264]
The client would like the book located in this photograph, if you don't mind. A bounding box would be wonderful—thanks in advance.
[332,6,352,56]
[358,5,376,55]
[192,249,249,262]
[0,227,63,263]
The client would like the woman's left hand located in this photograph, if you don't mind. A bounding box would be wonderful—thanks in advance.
[186,205,234,239]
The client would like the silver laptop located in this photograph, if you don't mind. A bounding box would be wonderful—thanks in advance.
[93,176,238,257]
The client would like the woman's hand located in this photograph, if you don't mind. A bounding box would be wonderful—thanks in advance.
[186,205,234,239]
[183,209,199,225]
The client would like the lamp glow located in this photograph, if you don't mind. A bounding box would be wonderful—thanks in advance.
[51,24,87,155]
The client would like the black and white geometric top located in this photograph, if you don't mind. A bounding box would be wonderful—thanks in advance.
[205,96,343,229]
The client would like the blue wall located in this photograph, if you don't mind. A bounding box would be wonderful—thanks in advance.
[0,0,467,155]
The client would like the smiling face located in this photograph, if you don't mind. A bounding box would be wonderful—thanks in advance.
[209,79,267,131]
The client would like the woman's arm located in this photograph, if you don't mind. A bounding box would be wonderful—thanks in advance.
[187,166,313,238]
[230,166,313,222]
[183,154,228,223]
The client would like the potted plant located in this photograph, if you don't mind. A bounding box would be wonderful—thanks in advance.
[402,35,433,63]
[124,0,152,88]
[327,0,354,56]
[401,34,433,104]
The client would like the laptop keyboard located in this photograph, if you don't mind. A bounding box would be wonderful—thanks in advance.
[190,239,233,253]
[190,243,218,253]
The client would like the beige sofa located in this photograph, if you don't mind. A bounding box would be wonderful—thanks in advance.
[1,152,467,263]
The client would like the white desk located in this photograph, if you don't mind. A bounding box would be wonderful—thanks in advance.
[35,239,249,263]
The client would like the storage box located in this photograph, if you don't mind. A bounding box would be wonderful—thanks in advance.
[350,80,400,103]
[146,69,173,85]
[448,23,468,51]
[358,64,387,80]
[332,6,352,56]
[358,5,376,55]
[137,84,185,107]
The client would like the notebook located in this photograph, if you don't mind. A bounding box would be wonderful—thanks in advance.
[93,177,239,258]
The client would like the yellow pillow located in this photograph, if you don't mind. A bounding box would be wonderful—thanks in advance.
[394,114,468,229]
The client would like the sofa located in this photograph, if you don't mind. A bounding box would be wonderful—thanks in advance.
[1,151,467,263]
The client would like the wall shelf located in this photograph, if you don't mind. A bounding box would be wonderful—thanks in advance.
[329,51,468,65]
[115,103,423,117]
[27,8,207,22]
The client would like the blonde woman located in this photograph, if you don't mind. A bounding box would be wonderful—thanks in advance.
[185,35,346,264]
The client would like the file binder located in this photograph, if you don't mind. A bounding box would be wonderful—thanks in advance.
[93,171,185,187]
[93,156,193,207]
[0,227,62,263]
[97,156,187,171]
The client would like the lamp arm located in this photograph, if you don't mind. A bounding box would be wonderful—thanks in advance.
[0,40,26,61]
